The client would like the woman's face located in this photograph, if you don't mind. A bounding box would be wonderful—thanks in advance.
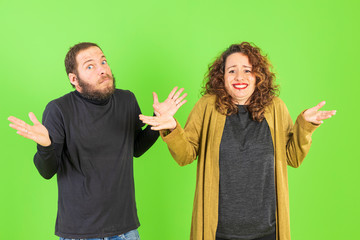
[224,52,256,105]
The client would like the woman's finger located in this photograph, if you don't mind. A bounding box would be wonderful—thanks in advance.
[167,87,178,99]
[172,88,184,100]
[153,92,159,105]
[312,101,326,111]
[153,104,160,112]
[176,92,187,103]
[317,111,336,121]
[175,99,187,110]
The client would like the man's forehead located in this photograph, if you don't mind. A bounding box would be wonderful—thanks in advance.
[76,46,105,63]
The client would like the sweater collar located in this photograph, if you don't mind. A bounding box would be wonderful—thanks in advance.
[74,90,111,105]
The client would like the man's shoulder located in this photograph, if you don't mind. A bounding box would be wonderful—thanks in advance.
[45,92,75,110]
[113,89,140,105]
[113,89,134,98]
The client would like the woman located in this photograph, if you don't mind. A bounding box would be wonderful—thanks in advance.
[140,42,336,240]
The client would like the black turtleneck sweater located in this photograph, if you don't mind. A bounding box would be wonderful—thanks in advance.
[33,89,159,239]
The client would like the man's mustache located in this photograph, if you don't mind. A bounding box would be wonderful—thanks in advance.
[99,74,113,83]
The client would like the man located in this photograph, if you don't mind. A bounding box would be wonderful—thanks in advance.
[8,42,186,240]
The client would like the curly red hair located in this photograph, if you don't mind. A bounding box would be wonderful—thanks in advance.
[202,42,279,122]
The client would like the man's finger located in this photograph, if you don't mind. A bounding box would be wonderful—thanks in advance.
[139,114,157,121]
[29,112,40,124]
[16,130,35,141]
[139,115,159,126]
[10,122,32,134]
[8,116,28,128]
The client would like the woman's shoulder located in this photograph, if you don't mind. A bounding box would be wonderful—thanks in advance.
[268,96,287,108]
[196,94,217,106]
[265,96,291,119]
[264,96,287,114]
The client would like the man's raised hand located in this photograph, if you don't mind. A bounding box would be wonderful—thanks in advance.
[8,112,51,146]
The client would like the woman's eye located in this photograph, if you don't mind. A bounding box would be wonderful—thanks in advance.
[229,70,235,73]
[245,69,251,73]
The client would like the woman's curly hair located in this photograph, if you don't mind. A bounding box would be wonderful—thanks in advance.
[202,42,279,122]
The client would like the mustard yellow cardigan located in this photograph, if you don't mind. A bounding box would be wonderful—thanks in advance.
[160,94,318,240]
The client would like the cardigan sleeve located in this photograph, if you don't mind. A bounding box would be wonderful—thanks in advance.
[279,99,320,168]
[159,97,206,166]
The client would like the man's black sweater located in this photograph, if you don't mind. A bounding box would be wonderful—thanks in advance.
[34,89,159,238]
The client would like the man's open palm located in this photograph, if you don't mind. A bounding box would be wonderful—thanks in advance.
[8,112,51,147]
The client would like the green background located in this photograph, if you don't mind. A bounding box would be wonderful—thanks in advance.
[1,0,359,239]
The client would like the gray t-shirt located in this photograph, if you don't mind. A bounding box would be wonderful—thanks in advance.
[217,105,276,240]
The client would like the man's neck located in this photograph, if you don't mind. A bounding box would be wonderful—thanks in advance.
[74,90,111,105]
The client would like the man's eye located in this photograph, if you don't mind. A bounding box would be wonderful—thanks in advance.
[87,65,93,70]
[102,60,107,65]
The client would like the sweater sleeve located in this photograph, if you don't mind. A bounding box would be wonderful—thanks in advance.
[132,93,159,157]
[34,142,63,179]
[159,97,206,166]
[33,101,65,179]
[134,124,159,157]
[279,99,319,168]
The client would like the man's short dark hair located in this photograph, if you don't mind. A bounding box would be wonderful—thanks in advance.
[65,42,101,87]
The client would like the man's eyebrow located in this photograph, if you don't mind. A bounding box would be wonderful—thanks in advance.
[82,59,94,66]
[82,55,106,66]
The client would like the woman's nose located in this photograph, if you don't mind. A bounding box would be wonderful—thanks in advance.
[235,72,244,81]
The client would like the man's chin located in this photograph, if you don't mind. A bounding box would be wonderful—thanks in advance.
[78,75,116,101]
[81,86,115,102]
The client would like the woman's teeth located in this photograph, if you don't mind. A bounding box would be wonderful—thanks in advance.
[233,83,248,90]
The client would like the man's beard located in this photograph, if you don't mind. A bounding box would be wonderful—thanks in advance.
[77,74,116,102]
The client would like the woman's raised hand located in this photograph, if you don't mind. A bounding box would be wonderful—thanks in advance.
[303,101,336,125]
[152,87,187,117]
[139,87,187,131]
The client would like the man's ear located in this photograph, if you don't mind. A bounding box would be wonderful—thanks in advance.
[69,73,79,88]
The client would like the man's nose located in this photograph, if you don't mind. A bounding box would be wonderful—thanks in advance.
[98,65,106,75]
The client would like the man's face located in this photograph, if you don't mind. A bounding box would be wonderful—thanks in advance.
[72,46,115,101]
